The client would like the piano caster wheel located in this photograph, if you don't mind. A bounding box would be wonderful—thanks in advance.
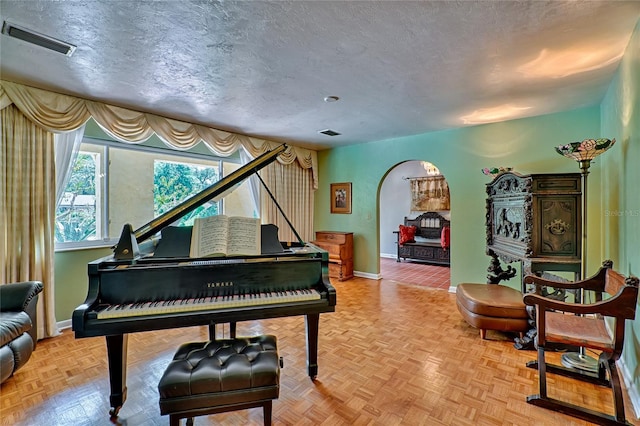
[109,406,121,418]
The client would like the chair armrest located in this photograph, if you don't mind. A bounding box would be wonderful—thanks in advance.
[523,288,636,318]
[523,273,605,293]
[0,281,43,311]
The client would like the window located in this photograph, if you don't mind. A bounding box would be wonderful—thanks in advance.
[153,160,219,225]
[55,149,103,243]
[55,138,256,249]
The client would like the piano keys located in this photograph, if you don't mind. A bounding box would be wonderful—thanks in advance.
[95,288,322,319]
[71,145,336,417]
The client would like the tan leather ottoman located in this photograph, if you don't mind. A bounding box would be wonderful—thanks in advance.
[456,283,529,339]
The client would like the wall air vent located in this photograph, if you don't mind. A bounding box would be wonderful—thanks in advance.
[2,21,76,56]
[318,129,341,137]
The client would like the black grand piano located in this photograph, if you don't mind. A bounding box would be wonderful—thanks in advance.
[72,144,336,416]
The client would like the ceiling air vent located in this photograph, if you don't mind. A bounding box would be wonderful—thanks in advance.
[2,21,76,56]
[318,129,341,137]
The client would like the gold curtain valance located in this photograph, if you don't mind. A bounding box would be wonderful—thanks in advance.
[0,80,318,188]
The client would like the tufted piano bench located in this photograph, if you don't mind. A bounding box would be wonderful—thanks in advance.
[158,335,280,426]
[456,283,529,340]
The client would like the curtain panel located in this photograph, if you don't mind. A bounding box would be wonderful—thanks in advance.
[0,80,318,188]
[261,161,315,243]
[1,105,59,339]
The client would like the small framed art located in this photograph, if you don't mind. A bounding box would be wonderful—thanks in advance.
[330,182,352,214]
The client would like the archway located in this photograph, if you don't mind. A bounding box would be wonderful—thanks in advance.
[378,160,451,289]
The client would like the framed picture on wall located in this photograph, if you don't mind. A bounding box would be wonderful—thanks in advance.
[330,182,352,214]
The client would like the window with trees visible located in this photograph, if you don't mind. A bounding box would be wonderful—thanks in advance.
[55,139,255,249]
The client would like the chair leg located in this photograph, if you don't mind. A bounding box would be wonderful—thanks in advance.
[537,345,547,398]
[604,357,627,423]
[263,400,273,426]
[527,350,630,425]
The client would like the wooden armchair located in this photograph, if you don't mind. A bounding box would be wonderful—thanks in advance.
[522,260,638,425]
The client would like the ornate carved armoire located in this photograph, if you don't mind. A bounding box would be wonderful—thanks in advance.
[485,172,582,285]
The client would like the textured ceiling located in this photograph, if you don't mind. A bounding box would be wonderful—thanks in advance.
[1,1,639,150]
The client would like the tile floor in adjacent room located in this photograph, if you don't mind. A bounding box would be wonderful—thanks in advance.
[379,256,451,290]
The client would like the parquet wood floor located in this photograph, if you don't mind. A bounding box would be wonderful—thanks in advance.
[1,273,637,425]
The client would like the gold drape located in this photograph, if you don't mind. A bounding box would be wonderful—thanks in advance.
[410,176,450,211]
[1,105,59,339]
[0,80,318,188]
[260,162,315,243]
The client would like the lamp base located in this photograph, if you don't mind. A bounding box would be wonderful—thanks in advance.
[560,352,599,373]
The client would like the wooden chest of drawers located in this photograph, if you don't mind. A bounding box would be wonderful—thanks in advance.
[312,231,354,281]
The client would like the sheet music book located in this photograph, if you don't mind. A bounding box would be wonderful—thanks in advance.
[189,215,261,257]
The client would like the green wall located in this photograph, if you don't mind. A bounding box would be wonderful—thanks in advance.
[601,18,640,404]
[55,247,111,322]
[315,107,601,289]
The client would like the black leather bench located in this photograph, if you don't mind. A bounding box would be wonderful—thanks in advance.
[158,335,280,426]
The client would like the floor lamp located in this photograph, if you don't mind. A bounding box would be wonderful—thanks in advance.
[555,137,616,372]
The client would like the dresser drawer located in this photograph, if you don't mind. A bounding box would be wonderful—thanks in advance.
[315,231,349,244]
[313,241,346,257]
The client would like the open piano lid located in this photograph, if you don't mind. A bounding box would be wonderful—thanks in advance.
[113,144,289,260]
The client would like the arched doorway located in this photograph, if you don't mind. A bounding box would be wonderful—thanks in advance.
[379,160,451,290]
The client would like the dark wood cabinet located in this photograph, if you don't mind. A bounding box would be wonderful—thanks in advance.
[312,231,354,281]
[485,172,582,283]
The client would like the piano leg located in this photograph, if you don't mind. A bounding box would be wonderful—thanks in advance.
[105,334,128,417]
[305,314,319,380]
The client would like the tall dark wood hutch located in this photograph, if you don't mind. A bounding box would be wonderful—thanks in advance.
[485,172,582,285]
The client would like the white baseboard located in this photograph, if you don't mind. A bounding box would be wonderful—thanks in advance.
[618,356,640,420]
[380,253,396,259]
[354,270,382,280]
[57,319,72,331]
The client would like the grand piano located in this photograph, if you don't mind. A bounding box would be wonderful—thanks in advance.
[72,144,336,416]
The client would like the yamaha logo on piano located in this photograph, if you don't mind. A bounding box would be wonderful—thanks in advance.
[206,281,234,288]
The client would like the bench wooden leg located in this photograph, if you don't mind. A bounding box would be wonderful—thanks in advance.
[264,400,273,426]
[480,329,486,339]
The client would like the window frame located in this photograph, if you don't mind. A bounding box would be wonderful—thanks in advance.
[54,137,240,252]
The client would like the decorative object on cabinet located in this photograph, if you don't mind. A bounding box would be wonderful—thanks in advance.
[330,182,351,214]
[522,260,638,426]
[394,211,450,266]
[553,137,615,373]
[481,166,513,179]
[312,231,353,281]
[408,175,450,211]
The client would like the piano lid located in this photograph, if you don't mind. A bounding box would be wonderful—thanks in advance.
[114,144,287,259]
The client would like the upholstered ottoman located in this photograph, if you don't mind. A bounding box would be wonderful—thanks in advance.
[158,335,280,426]
[456,283,529,339]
